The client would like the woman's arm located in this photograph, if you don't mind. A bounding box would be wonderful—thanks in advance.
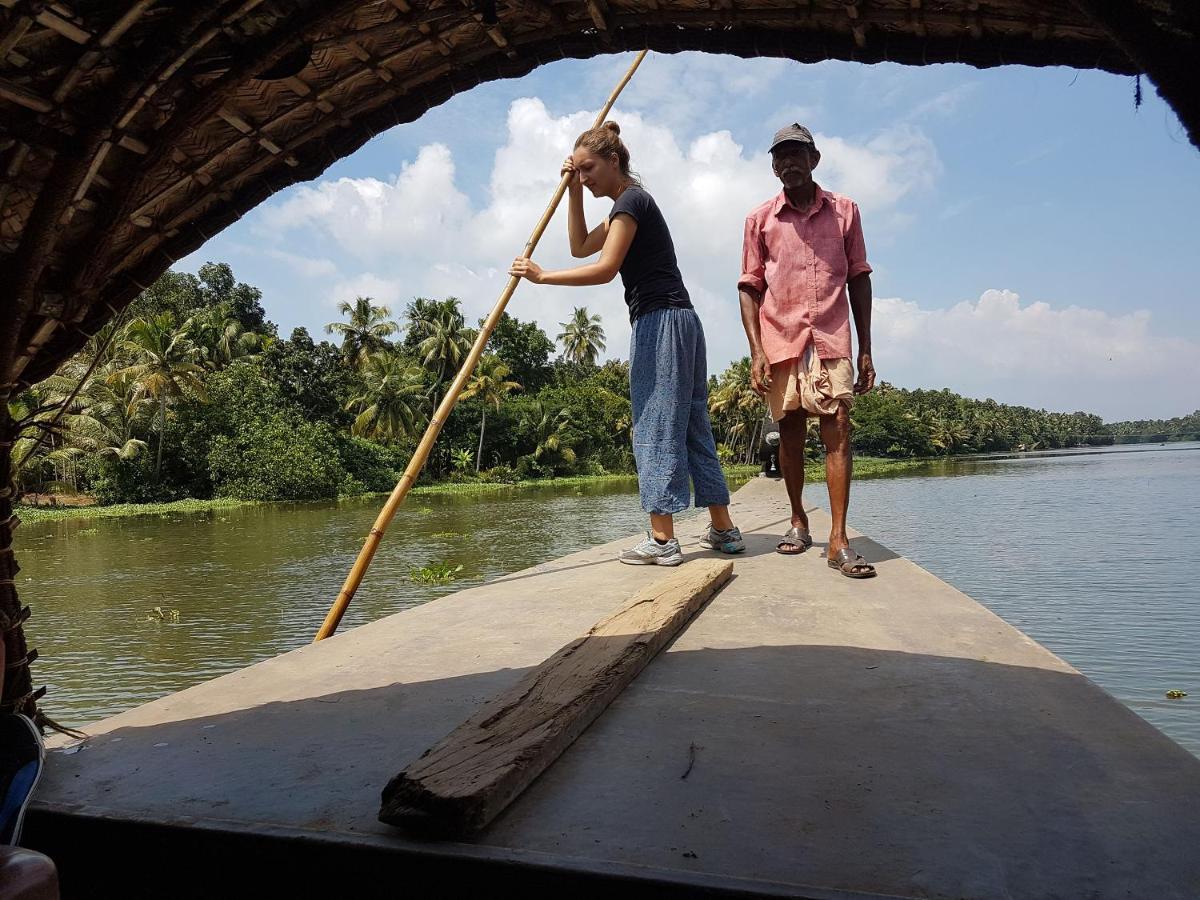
[564,159,609,258]
[511,213,636,287]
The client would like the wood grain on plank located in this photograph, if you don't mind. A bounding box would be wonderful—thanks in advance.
[379,558,733,835]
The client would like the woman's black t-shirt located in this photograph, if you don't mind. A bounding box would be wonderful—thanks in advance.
[608,185,693,322]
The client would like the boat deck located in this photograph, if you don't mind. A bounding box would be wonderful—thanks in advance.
[26,479,1200,898]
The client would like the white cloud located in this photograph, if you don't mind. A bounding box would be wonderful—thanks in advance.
[874,290,1200,419]
[257,143,472,263]
[815,125,941,215]
[904,83,978,120]
[260,248,338,278]
[327,273,407,310]
[592,52,800,137]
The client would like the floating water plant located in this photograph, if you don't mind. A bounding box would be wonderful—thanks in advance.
[409,563,463,585]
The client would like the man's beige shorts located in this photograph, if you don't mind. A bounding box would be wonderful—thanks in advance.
[766,355,855,422]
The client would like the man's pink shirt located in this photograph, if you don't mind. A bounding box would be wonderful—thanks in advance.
[738,186,871,363]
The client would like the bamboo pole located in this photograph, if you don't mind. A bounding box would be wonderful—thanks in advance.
[314,49,649,642]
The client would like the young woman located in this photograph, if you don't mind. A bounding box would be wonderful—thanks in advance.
[509,121,742,565]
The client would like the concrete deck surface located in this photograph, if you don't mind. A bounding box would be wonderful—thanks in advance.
[26,479,1200,898]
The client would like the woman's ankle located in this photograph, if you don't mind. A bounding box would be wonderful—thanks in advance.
[709,506,735,531]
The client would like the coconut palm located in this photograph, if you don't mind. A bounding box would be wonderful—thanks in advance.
[114,314,207,479]
[521,399,577,469]
[183,302,262,369]
[345,351,427,444]
[68,368,153,463]
[415,311,473,406]
[460,355,521,472]
[556,307,606,367]
[403,297,458,340]
[709,358,764,461]
[325,296,398,368]
[929,417,971,455]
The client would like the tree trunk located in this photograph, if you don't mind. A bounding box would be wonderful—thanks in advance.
[744,419,761,465]
[476,409,486,473]
[0,403,39,718]
[155,396,166,479]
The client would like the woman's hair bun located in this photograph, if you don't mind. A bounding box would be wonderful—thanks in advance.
[602,120,621,136]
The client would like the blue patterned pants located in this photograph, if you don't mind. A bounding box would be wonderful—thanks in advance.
[629,307,731,515]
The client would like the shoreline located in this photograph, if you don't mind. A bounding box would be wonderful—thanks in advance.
[15,456,928,524]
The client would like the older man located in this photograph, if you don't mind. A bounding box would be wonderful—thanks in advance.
[738,124,877,578]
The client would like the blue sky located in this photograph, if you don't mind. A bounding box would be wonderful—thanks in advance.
[179,51,1200,421]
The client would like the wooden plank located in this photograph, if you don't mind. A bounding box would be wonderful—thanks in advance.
[379,558,734,835]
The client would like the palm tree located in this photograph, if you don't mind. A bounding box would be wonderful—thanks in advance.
[413,302,473,406]
[69,368,153,464]
[184,302,262,369]
[325,296,398,367]
[709,358,764,461]
[557,307,606,367]
[460,355,521,472]
[929,417,970,455]
[114,314,207,479]
[7,385,73,497]
[521,399,577,470]
[345,351,427,444]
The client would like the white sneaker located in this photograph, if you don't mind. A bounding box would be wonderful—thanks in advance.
[698,525,746,554]
[618,533,683,566]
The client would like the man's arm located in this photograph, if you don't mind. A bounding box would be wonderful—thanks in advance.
[739,288,771,395]
[848,272,875,394]
[738,215,770,394]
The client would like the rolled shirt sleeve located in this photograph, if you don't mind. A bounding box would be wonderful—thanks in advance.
[843,200,872,280]
[738,215,767,295]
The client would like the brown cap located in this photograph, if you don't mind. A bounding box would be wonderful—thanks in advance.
[769,123,816,153]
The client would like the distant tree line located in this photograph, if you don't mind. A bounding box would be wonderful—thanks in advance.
[1104,411,1200,444]
[11,262,1181,506]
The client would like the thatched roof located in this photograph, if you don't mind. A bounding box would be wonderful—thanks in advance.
[0,0,1197,392]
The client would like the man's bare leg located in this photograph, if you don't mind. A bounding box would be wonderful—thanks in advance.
[777,410,810,533]
[821,403,853,556]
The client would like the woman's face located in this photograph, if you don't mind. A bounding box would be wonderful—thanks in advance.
[572,147,622,198]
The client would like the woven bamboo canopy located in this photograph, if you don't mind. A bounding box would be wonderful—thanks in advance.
[0,0,1197,718]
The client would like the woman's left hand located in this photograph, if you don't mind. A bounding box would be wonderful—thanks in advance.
[509,257,544,284]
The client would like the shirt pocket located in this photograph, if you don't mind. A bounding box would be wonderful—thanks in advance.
[813,236,848,282]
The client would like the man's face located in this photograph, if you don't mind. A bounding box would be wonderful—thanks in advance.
[771,142,817,190]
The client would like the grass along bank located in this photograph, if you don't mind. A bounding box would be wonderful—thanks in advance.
[15,458,925,523]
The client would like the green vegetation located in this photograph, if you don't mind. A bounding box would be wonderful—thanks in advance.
[17,497,255,524]
[10,260,1172,519]
[409,562,464,585]
[709,360,1115,463]
[1106,411,1200,444]
[142,606,181,624]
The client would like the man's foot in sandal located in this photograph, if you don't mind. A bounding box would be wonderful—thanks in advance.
[827,546,876,578]
[776,526,813,555]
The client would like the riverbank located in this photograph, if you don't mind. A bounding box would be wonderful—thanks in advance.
[15,457,927,523]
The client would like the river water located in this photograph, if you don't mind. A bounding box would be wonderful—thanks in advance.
[17,443,1200,756]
